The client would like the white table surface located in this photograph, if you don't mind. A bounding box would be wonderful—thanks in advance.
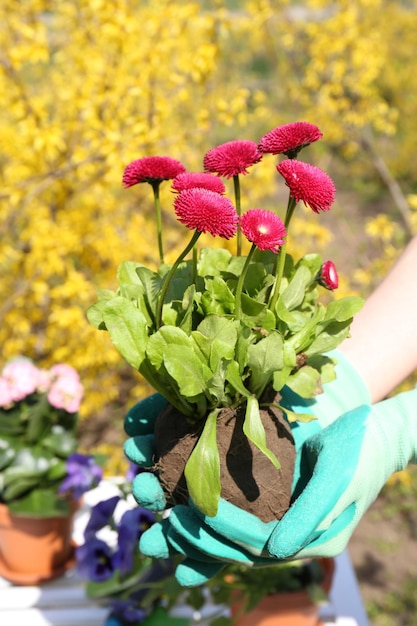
[0,481,369,626]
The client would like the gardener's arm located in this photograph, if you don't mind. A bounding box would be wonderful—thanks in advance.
[340,233,417,403]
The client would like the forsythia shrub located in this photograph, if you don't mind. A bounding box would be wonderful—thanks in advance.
[2,0,416,429]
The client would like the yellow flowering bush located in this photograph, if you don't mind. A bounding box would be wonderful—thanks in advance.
[2,0,416,438]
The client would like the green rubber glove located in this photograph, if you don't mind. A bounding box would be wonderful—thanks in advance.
[268,389,417,560]
[123,350,370,585]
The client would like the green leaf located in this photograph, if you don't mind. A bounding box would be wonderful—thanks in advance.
[198,247,232,276]
[3,477,41,502]
[243,396,280,469]
[192,316,238,371]
[324,296,364,322]
[286,365,321,398]
[281,265,312,310]
[278,405,317,423]
[287,305,326,353]
[103,296,149,369]
[201,276,235,315]
[163,345,212,397]
[247,331,284,396]
[225,361,251,397]
[184,409,221,516]
[179,284,196,334]
[272,342,297,392]
[43,427,78,457]
[0,438,16,470]
[305,321,353,356]
[147,326,198,370]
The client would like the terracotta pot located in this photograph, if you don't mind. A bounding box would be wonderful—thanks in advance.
[0,501,77,585]
[230,557,335,626]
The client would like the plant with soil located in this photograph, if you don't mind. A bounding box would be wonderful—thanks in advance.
[88,122,362,522]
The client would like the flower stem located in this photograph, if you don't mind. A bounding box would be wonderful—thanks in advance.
[234,243,257,318]
[157,229,202,327]
[151,181,164,264]
[268,195,297,314]
[233,174,242,256]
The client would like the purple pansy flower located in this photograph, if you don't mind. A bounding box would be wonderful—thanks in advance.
[114,508,156,575]
[84,495,121,539]
[59,453,103,500]
[76,537,116,582]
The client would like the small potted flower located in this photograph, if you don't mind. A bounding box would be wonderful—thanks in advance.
[0,357,102,584]
[208,558,335,626]
[87,122,362,523]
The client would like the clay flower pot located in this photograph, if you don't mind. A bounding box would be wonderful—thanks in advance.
[0,501,77,585]
[230,557,335,626]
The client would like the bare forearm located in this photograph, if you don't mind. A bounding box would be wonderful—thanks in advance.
[340,235,417,403]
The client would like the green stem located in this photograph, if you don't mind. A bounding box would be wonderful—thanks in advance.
[151,182,164,264]
[268,195,297,314]
[192,245,198,285]
[234,243,257,319]
[233,174,242,256]
[157,229,202,327]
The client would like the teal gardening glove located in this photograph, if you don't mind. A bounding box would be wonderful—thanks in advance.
[268,388,417,560]
[124,350,374,585]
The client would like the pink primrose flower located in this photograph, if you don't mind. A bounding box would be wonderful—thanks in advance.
[2,358,41,402]
[171,172,226,194]
[277,159,336,214]
[319,260,339,290]
[49,363,80,382]
[240,209,287,252]
[174,188,238,239]
[203,140,262,178]
[122,156,186,187]
[0,378,15,407]
[48,363,84,413]
[259,122,323,158]
[47,375,84,413]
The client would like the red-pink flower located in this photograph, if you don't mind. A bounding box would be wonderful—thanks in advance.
[171,172,226,194]
[277,159,336,213]
[174,188,238,239]
[122,156,186,187]
[319,260,339,290]
[240,209,286,252]
[259,122,323,158]
[203,140,262,178]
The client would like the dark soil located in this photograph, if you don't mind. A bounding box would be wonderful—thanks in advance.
[153,392,296,523]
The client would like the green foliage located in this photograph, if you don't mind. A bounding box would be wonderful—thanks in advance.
[209,559,328,614]
[0,398,78,516]
[89,174,362,516]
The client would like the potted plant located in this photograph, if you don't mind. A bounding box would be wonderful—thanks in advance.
[0,357,102,584]
[87,121,362,523]
[208,558,335,626]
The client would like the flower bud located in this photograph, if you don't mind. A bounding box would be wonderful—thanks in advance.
[319,260,339,290]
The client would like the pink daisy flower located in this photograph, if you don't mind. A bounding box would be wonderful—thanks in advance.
[122,156,186,187]
[203,140,262,178]
[174,188,238,239]
[277,160,336,213]
[259,122,323,158]
[318,260,339,290]
[171,172,226,194]
[240,209,286,253]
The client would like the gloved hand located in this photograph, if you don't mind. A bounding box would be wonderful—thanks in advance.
[123,350,370,585]
[268,388,417,560]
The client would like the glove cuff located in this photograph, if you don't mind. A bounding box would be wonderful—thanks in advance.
[317,349,372,426]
